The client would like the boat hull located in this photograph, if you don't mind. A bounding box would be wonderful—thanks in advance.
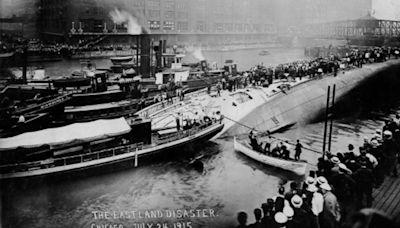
[233,137,307,175]
[223,60,400,137]
[0,123,224,181]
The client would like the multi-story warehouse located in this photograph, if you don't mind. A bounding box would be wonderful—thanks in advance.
[0,0,38,38]
[2,0,375,46]
[37,0,278,46]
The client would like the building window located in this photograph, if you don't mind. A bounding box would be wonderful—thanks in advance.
[164,11,175,20]
[148,10,160,19]
[149,20,160,30]
[177,11,188,20]
[177,21,188,31]
[235,24,243,32]
[215,23,224,32]
[164,0,175,10]
[176,1,186,11]
[163,21,175,30]
[147,0,160,9]
[244,24,251,32]
[196,21,207,32]
[225,23,233,32]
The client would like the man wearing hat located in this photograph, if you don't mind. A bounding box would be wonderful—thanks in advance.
[330,163,356,201]
[352,160,375,208]
[304,176,324,228]
[311,185,325,228]
[303,177,317,207]
[283,206,295,228]
[274,187,288,213]
[320,183,341,228]
[368,139,381,161]
[274,212,288,228]
[236,211,248,228]
[248,208,263,228]
[372,129,383,143]
[381,130,398,177]
[290,195,310,227]
[329,156,342,175]
[284,182,298,202]
[261,201,274,228]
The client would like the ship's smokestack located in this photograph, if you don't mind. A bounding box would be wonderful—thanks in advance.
[140,29,151,78]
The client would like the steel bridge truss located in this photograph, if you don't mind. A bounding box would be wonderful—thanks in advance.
[297,19,400,39]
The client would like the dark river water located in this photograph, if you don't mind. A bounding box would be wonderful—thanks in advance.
[2,49,400,228]
[33,47,307,77]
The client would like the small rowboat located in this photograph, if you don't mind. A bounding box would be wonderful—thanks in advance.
[233,137,307,175]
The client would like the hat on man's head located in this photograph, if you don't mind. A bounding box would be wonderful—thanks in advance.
[305,176,316,185]
[291,195,303,208]
[384,130,393,139]
[370,139,379,148]
[317,176,328,185]
[338,163,348,171]
[307,184,318,192]
[274,212,288,224]
[320,183,332,191]
[330,156,340,164]
[283,206,294,218]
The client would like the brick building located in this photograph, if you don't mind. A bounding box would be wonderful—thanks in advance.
[37,0,278,46]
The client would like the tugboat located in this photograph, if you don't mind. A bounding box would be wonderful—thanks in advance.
[0,114,224,180]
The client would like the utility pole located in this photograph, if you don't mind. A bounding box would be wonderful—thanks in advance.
[328,84,336,152]
[322,84,336,160]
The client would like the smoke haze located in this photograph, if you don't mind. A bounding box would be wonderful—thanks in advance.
[109,8,146,35]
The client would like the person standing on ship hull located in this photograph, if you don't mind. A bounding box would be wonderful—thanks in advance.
[295,140,303,161]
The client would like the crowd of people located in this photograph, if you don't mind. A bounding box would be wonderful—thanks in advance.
[241,46,399,90]
[0,35,134,57]
[236,114,400,228]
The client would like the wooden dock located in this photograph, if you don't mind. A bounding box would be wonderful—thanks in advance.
[372,164,400,223]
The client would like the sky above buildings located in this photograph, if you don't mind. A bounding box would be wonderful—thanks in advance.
[373,0,400,20]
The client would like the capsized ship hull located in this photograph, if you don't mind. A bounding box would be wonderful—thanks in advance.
[214,60,400,138]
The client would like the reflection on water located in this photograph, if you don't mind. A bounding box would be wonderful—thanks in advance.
[2,49,400,228]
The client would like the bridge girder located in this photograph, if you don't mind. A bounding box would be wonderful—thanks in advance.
[295,19,400,39]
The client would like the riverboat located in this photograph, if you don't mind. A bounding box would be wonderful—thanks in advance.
[233,137,307,175]
[0,113,50,137]
[110,56,133,65]
[0,116,224,180]
[61,99,140,123]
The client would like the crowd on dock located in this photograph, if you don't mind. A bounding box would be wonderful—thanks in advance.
[0,35,134,56]
[235,114,400,228]
[240,46,398,90]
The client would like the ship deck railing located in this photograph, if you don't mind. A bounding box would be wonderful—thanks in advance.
[0,119,221,174]
[136,88,208,118]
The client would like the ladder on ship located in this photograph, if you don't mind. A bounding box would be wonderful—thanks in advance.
[322,84,336,159]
